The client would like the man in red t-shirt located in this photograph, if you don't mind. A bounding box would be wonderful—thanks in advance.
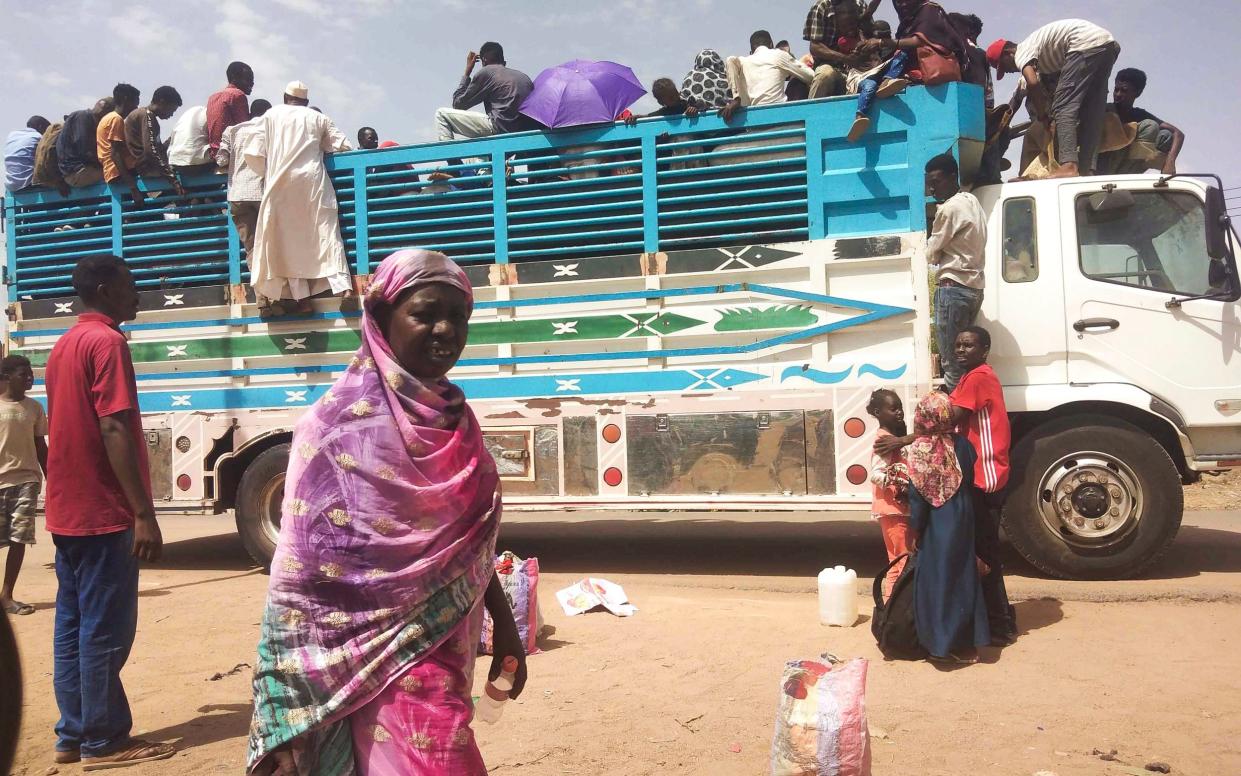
[44,255,174,769]
[949,326,1017,644]
[206,61,254,154]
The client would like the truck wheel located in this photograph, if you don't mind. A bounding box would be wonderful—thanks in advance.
[235,443,290,570]
[1004,415,1183,580]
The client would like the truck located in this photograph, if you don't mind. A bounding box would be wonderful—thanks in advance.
[5,82,1239,579]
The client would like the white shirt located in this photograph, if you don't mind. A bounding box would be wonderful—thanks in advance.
[927,191,986,289]
[735,46,814,106]
[217,117,265,202]
[167,106,211,166]
[1014,19,1116,77]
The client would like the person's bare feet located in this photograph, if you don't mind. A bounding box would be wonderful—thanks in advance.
[1046,162,1080,178]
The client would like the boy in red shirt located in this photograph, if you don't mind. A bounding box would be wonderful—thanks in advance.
[44,255,174,769]
[949,326,1017,644]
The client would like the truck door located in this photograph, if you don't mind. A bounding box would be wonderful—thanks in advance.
[1061,181,1241,432]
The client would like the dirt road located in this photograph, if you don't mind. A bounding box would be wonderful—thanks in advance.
[7,504,1241,776]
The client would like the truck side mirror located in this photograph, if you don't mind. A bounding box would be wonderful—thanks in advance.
[1204,186,1229,259]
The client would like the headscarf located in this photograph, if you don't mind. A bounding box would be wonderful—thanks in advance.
[247,249,500,772]
[681,49,732,109]
[896,0,969,67]
[906,391,963,508]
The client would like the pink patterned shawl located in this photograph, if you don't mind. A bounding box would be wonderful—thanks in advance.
[906,391,963,508]
[247,249,500,773]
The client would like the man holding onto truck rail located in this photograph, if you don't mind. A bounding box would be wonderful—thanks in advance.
[988,19,1120,178]
[124,86,186,197]
[44,255,175,770]
[924,152,985,392]
[96,84,145,206]
[217,99,272,308]
[720,30,815,121]
[248,81,353,316]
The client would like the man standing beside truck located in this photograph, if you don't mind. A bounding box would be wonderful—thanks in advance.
[924,152,985,392]
[44,255,175,769]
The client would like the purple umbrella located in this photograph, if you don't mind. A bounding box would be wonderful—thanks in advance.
[520,60,647,129]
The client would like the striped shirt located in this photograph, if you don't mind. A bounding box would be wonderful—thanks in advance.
[951,364,1010,492]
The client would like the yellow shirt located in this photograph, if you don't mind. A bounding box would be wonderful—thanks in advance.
[0,397,46,488]
[96,111,136,182]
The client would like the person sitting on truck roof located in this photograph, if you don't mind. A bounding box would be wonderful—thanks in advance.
[720,30,816,121]
[96,83,145,206]
[624,78,700,125]
[924,152,985,392]
[32,117,70,196]
[217,99,272,308]
[847,0,968,142]
[836,2,907,143]
[4,116,50,193]
[679,49,733,112]
[988,19,1120,178]
[357,126,379,150]
[248,80,353,316]
[56,97,113,189]
[435,41,538,144]
[124,86,186,197]
[207,61,254,155]
[167,104,214,176]
[803,0,881,98]
[1097,68,1185,176]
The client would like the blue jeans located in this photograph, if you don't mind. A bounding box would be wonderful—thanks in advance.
[52,528,139,757]
[857,51,910,116]
[934,284,983,390]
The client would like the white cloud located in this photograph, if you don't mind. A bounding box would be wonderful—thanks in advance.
[15,69,71,89]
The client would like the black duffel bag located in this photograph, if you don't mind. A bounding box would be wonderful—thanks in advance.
[871,553,927,660]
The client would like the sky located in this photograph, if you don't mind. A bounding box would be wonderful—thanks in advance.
[1,0,1237,190]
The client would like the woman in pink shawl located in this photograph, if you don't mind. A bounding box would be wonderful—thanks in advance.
[247,249,527,775]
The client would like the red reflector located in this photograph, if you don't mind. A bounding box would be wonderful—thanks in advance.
[603,467,623,487]
[845,464,868,486]
[176,474,192,492]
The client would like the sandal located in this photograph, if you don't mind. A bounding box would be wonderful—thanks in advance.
[875,77,910,99]
[847,115,871,143]
[81,739,175,771]
[928,652,979,666]
[54,749,80,764]
[3,600,35,615]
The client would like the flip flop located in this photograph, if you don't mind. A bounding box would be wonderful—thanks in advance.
[3,601,34,615]
[928,652,978,666]
[81,740,175,771]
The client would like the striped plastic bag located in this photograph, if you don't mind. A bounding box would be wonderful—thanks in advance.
[770,657,872,776]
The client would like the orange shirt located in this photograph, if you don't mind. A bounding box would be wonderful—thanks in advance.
[96,111,136,182]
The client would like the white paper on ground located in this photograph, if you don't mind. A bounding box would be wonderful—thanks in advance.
[556,577,637,617]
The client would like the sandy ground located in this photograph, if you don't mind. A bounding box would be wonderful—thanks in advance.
[7,504,1241,776]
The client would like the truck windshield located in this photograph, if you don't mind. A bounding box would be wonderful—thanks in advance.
[1076,191,1215,296]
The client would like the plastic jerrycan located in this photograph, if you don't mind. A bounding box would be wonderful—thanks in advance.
[818,565,859,626]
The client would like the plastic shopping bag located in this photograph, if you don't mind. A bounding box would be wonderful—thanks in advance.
[770,657,871,776]
[479,551,544,655]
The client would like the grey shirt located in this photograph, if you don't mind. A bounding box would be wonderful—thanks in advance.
[453,64,536,134]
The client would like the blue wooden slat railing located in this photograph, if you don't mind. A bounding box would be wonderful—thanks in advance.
[2,83,983,302]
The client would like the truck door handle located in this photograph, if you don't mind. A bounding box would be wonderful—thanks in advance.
[1073,318,1120,332]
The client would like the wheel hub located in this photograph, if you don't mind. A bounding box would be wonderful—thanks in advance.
[1038,454,1142,548]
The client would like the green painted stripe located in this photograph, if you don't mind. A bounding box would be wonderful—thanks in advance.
[14,307,818,367]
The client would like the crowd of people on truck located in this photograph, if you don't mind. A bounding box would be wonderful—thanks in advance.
[4,3,1188,320]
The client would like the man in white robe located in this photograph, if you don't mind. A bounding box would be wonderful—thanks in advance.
[247,81,353,314]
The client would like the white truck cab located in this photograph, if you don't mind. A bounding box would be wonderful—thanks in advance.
[975,173,1240,577]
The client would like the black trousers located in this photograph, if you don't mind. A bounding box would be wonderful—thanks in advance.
[972,486,1017,638]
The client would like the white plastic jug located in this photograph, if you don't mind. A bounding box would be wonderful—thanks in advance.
[818,565,859,626]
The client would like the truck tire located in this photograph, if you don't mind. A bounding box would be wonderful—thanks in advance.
[235,443,290,570]
[1003,415,1183,580]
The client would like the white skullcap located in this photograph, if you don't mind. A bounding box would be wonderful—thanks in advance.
[284,81,309,99]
